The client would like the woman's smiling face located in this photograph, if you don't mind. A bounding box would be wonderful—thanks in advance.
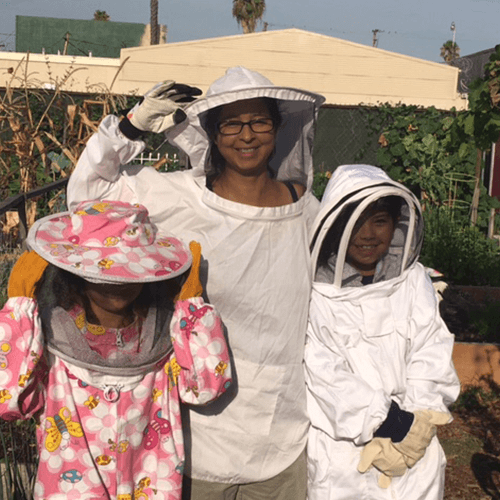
[214,98,276,176]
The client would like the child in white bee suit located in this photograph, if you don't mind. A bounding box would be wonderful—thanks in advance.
[0,200,231,499]
[305,165,460,500]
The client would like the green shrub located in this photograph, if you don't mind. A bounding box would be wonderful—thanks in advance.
[420,207,500,286]
[469,300,500,341]
[312,169,331,200]
[451,385,497,412]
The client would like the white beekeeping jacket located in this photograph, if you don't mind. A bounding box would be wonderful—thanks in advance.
[305,165,460,500]
[67,66,325,483]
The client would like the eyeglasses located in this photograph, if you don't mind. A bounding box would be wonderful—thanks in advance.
[217,118,275,136]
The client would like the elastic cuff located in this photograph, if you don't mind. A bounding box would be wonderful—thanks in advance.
[118,117,144,140]
[374,401,415,443]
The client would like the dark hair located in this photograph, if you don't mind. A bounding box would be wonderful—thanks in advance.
[34,264,183,324]
[34,264,87,312]
[318,196,404,267]
[369,196,403,223]
[204,97,282,181]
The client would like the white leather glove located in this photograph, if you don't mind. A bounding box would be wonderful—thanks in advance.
[120,81,202,138]
[392,410,451,468]
[358,437,408,488]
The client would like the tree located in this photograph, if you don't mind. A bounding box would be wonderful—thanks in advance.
[440,40,460,64]
[93,10,110,21]
[232,0,266,34]
[456,44,500,226]
[150,0,159,45]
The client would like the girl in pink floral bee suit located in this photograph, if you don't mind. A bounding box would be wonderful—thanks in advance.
[0,199,232,500]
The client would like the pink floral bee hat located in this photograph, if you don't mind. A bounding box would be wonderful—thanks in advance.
[27,200,192,283]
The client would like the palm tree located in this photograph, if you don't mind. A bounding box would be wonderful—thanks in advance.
[440,40,460,64]
[232,0,266,34]
[93,10,110,21]
[150,0,159,45]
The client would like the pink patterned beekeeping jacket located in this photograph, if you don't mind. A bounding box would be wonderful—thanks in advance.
[0,296,232,499]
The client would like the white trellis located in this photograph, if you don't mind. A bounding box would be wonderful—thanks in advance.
[132,152,162,165]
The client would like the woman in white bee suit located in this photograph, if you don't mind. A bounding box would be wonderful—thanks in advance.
[304,165,460,500]
[67,66,325,498]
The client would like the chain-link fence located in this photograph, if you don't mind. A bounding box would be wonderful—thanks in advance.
[313,105,388,173]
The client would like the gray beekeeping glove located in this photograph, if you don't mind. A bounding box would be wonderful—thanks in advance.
[119,81,202,139]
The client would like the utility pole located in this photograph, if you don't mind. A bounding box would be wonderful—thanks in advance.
[63,32,70,55]
[450,22,457,53]
[150,0,159,45]
[372,29,383,47]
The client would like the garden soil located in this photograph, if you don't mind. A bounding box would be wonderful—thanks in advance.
[440,401,500,500]
[438,285,500,499]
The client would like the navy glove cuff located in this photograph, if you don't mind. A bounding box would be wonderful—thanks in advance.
[374,401,415,443]
[118,116,144,140]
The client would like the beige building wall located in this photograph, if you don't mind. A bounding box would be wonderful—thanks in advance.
[0,29,467,110]
[0,52,123,94]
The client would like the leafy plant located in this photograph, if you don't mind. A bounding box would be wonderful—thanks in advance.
[374,104,500,225]
[312,167,331,200]
[462,45,500,152]
[420,207,500,286]
[469,300,500,341]
[451,384,499,413]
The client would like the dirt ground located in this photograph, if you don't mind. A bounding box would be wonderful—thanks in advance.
[436,285,500,499]
[440,394,500,500]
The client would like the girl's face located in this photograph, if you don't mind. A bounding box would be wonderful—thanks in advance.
[84,282,144,327]
[214,98,276,176]
[346,210,395,276]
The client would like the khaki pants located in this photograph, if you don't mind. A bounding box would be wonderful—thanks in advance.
[182,448,307,500]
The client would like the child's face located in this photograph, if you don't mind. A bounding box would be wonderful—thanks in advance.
[84,282,144,327]
[346,209,395,276]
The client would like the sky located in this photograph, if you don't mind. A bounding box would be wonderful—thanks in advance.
[0,0,499,63]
